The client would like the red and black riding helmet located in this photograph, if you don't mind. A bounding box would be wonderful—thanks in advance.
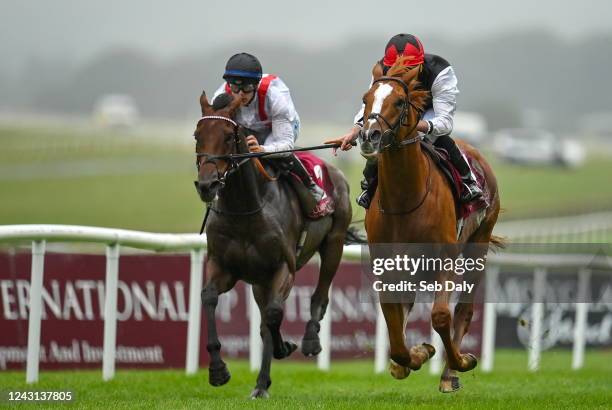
[382,33,425,67]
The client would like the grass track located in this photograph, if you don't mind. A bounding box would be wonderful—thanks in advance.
[1,350,611,409]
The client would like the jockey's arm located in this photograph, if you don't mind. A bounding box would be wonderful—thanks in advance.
[260,119,295,157]
[260,87,298,157]
[421,66,459,139]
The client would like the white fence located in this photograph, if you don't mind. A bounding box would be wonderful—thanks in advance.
[0,224,607,383]
[494,211,612,243]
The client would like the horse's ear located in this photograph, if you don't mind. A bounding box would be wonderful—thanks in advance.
[225,94,243,115]
[200,91,211,115]
[371,62,384,81]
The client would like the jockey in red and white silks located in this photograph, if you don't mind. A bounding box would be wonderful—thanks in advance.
[211,53,330,217]
[213,71,300,156]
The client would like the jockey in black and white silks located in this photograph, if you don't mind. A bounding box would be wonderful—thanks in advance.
[334,33,483,208]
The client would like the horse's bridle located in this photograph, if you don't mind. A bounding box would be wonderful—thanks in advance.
[366,77,432,214]
[194,115,272,226]
[365,76,424,151]
[195,115,247,188]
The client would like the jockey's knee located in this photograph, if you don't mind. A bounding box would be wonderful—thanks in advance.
[432,134,453,148]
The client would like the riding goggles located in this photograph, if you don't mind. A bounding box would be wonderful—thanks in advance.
[228,80,257,93]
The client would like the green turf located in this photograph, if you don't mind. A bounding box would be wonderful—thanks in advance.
[0,350,610,409]
[1,123,612,232]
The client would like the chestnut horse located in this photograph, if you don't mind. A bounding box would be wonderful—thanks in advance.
[194,92,356,398]
[359,58,502,392]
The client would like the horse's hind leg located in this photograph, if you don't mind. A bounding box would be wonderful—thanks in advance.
[202,258,236,387]
[439,270,482,392]
[440,232,494,391]
[302,231,345,357]
[250,285,274,399]
[265,263,298,360]
[432,269,478,374]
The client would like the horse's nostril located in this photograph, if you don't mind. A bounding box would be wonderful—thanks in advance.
[365,129,382,143]
[197,179,220,194]
[367,129,381,142]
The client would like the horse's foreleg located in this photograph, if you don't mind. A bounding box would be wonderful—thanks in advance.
[202,258,235,387]
[381,302,411,377]
[250,285,273,399]
[382,301,434,377]
[303,233,344,357]
[265,263,297,360]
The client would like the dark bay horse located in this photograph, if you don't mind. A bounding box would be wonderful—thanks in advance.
[194,92,355,398]
[359,58,502,392]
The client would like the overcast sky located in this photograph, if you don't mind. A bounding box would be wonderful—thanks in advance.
[1,0,611,70]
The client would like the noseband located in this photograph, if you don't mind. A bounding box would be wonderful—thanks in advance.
[365,76,423,151]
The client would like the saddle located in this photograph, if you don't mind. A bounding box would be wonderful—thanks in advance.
[420,140,489,220]
[262,152,335,219]
[292,152,334,218]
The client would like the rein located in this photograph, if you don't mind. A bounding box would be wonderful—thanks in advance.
[194,114,347,231]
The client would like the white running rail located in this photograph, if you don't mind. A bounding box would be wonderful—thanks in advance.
[0,224,608,383]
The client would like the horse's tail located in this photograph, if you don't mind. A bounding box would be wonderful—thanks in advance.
[344,226,367,245]
[489,234,507,251]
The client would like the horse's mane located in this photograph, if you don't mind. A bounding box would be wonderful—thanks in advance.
[383,57,430,112]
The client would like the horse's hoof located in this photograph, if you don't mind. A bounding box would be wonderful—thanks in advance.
[408,343,436,370]
[274,341,298,359]
[421,343,436,358]
[250,388,270,399]
[389,359,410,380]
[439,376,462,393]
[301,338,322,357]
[209,361,231,386]
[458,353,478,372]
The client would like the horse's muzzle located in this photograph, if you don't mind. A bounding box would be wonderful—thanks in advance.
[194,180,220,203]
[360,128,381,157]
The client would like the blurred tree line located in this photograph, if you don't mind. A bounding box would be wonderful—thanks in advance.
[1,30,610,132]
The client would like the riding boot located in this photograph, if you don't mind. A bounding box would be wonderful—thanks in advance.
[285,154,331,217]
[433,135,483,203]
[356,159,378,209]
[287,155,325,201]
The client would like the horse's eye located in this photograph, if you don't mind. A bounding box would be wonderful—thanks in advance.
[395,100,404,108]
